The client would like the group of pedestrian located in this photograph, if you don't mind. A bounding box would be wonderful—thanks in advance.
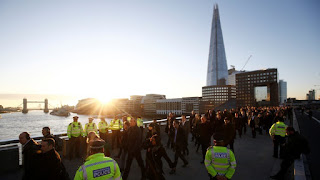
[19,129,69,180]
[18,105,309,180]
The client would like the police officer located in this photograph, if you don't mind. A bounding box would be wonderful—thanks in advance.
[204,136,236,180]
[74,139,121,180]
[84,117,98,137]
[109,115,123,149]
[269,118,287,158]
[98,117,108,141]
[67,116,84,160]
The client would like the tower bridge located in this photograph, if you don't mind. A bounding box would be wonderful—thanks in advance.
[22,98,51,113]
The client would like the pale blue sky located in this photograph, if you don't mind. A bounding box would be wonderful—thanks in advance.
[0,0,319,106]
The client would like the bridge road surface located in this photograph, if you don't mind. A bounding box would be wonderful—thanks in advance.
[0,125,280,180]
[64,126,277,180]
[296,109,320,180]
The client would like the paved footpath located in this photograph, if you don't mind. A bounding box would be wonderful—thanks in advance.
[1,125,284,180]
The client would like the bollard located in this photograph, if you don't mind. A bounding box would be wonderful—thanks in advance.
[0,144,19,174]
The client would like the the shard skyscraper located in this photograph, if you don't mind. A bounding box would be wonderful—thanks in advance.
[206,4,228,86]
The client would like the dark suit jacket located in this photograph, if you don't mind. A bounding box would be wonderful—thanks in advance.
[22,139,41,180]
[173,127,186,150]
[127,125,142,154]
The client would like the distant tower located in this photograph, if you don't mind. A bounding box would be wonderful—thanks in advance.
[206,4,228,86]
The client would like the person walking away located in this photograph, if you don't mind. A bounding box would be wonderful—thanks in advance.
[149,119,161,136]
[39,138,70,180]
[180,115,190,155]
[189,110,196,142]
[74,139,121,180]
[248,112,257,138]
[67,116,84,160]
[109,115,123,150]
[123,118,146,180]
[270,127,310,180]
[117,121,130,172]
[170,120,188,174]
[234,113,243,138]
[223,117,236,152]
[145,132,173,180]
[19,132,41,180]
[269,118,287,158]
[199,115,212,163]
[204,136,236,180]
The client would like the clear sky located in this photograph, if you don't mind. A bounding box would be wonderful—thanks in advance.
[0,0,319,107]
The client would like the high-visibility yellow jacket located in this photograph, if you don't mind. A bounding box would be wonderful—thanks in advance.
[109,119,123,130]
[137,118,143,128]
[84,122,98,136]
[269,122,287,137]
[67,122,84,138]
[74,153,122,180]
[98,121,108,133]
[204,146,236,179]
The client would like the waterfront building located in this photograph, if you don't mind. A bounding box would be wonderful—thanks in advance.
[279,80,287,104]
[206,4,228,86]
[201,85,236,112]
[142,94,166,116]
[156,98,182,115]
[181,97,201,114]
[130,95,144,115]
[236,68,279,107]
[110,98,133,114]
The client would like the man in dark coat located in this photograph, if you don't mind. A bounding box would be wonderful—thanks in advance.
[19,132,41,180]
[223,117,236,152]
[270,127,310,180]
[123,118,146,180]
[180,115,190,155]
[199,115,212,163]
[170,120,188,174]
[149,119,161,136]
[39,138,69,180]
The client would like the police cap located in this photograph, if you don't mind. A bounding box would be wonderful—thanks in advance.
[89,139,105,149]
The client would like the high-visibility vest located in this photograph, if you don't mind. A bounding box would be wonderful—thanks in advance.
[204,146,236,179]
[74,153,122,180]
[269,122,287,137]
[98,121,108,133]
[84,123,98,136]
[137,118,143,128]
[67,122,84,138]
[109,119,122,130]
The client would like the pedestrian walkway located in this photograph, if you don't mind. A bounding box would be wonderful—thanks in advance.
[0,126,283,180]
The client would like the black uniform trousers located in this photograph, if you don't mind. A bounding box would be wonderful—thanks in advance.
[123,150,145,180]
[68,136,82,159]
[111,130,121,149]
[273,135,285,158]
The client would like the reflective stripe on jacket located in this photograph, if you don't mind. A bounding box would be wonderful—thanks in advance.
[74,153,122,180]
[67,122,83,138]
[84,123,98,136]
[98,121,108,133]
[109,119,122,130]
[204,146,236,179]
[269,122,287,137]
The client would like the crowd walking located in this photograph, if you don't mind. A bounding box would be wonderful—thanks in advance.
[17,105,309,180]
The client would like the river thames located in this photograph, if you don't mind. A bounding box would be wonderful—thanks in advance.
[0,110,114,141]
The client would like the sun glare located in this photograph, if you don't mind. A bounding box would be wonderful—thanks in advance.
[97,95,112,105]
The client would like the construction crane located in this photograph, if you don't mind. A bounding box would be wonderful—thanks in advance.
[241,55,252,71]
